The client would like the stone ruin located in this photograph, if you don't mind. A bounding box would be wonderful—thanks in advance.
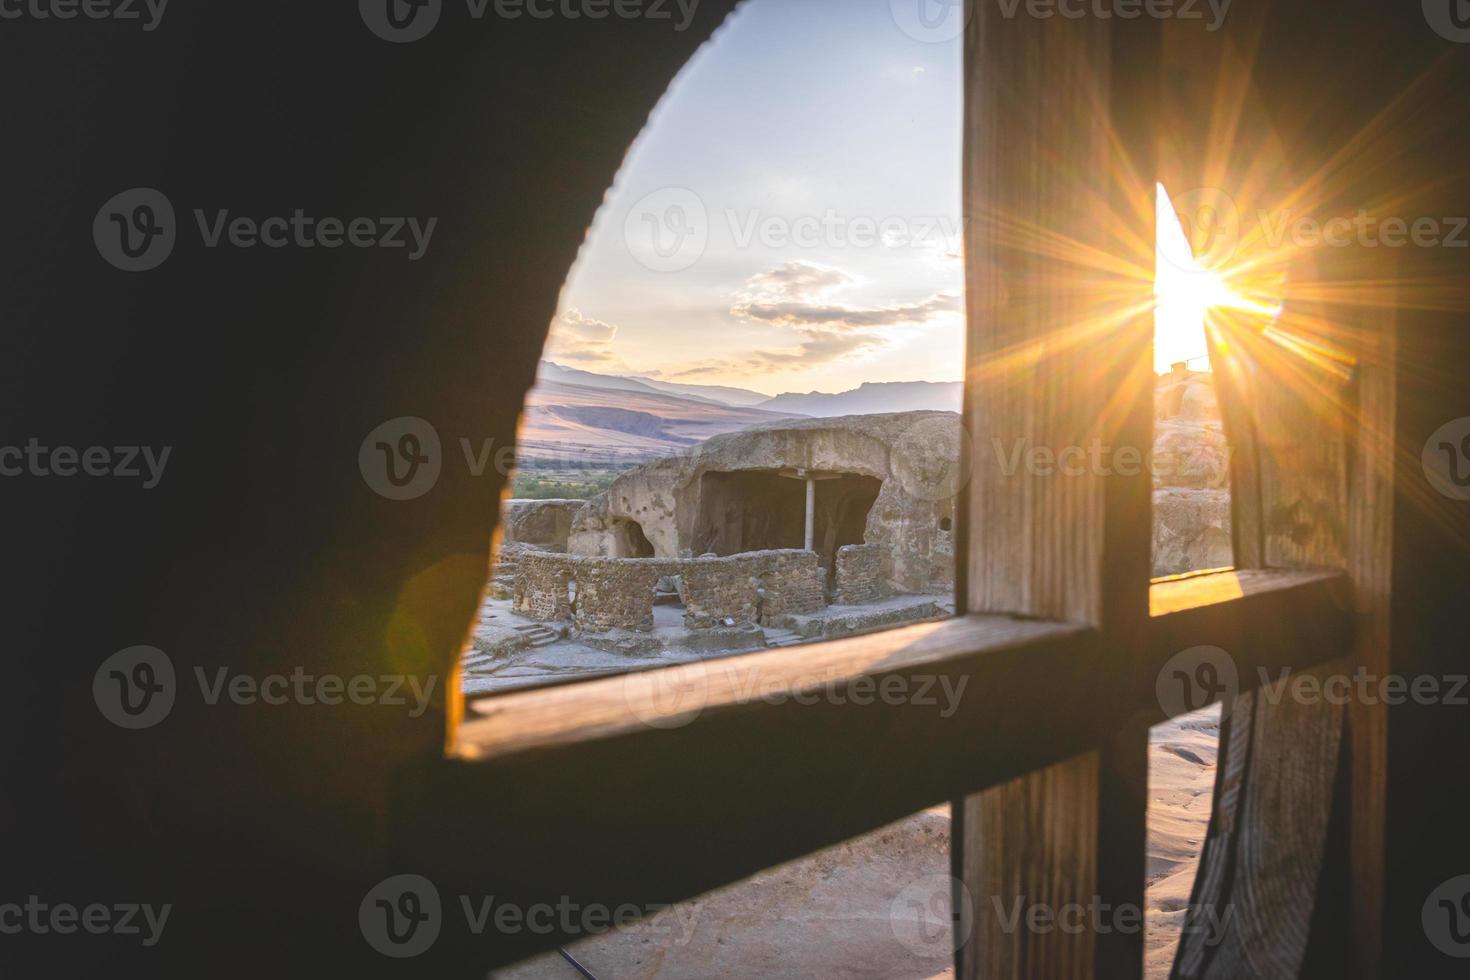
[490,400,1232,635]
[1152,363,1233,575]
[567,412,959,591]
[493,413,959,635]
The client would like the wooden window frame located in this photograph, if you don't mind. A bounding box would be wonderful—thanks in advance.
[391,7,1389,979]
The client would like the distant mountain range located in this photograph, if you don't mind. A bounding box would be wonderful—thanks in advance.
[754,380,962,417]
[517,376,796,462]
[522,362,960,461]
[539,362,959,414]
[536,362,759,408]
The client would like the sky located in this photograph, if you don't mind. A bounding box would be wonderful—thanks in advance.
[542,0,1211,395]
[544,0,966,397]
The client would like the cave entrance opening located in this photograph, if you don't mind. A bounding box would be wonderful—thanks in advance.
[692,469,880,581]
[610,517,656,558]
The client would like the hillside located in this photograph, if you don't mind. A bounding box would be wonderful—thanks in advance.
[627,374,774,407]
[538,361,768,408]
[516,380,802,462]
[755,381,962,417]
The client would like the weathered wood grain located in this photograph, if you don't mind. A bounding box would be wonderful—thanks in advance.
[956,5,1160,974]
[1153,4,1386,974]
[421,571,1345,970]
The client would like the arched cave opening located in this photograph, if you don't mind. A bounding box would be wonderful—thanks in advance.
[611,517,656,558]
[691,470,881,574]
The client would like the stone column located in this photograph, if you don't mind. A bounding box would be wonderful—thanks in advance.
[804,476,815,552]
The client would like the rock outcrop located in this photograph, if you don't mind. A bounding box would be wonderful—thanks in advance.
[568,412,960,594]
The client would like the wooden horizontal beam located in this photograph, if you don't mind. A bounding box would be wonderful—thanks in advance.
[1145,568,1353,724]
[459,616,1087,760]
[396,570,1349,970]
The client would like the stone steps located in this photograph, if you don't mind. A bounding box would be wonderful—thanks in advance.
[513,623,560,648]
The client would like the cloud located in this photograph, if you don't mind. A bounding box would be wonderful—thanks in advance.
[735,292,959,329]
[544,308,623,366]
[751,331,885,366]
[730,260,960,332]
[692,261,964,377]
[737,261,853,304]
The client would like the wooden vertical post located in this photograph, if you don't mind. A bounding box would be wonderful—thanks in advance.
[1158,10,1388,974]
[955,5,1159,977]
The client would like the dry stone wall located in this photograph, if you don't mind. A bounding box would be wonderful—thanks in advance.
[834,544,885,605]
[754,550,826,619]
[513,549,824,632]
[567,560,664,633]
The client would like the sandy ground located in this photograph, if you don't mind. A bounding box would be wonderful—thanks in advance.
[489,706,1220,979]
[1143,704,1222,978]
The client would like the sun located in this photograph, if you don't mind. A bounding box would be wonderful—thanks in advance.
[1151,182,1289,377]
[1153,186,1244,374]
